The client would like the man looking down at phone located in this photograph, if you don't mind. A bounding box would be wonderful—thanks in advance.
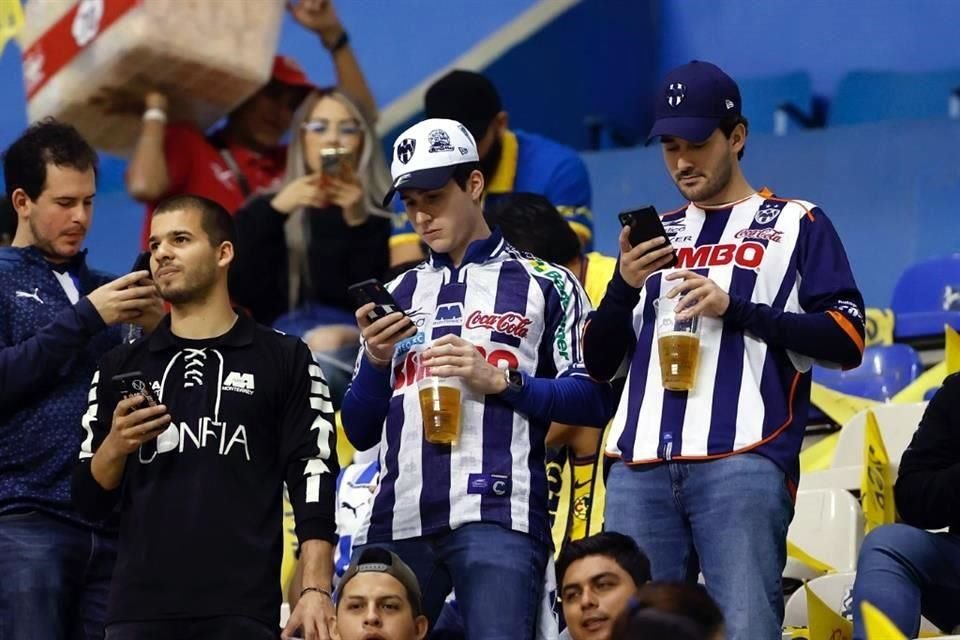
[340,118,612,639]
[0,120,163,640]
[72,196,340,639]
[582,61,865,640]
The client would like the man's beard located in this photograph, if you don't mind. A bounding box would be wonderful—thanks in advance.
[479,135,503,183]
[159,265,216,305]
[674,156,733,204]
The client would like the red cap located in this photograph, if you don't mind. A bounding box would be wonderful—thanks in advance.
[271,55,313,89]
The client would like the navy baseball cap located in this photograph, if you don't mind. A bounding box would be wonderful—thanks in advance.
[647,61,742,144]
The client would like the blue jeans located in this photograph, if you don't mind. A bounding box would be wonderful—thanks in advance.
[851,524,960,639]
[0,510,117,640]
[354,523,549,640]
[604,453,794,640]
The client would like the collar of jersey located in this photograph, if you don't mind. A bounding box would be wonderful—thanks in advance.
[148,308,255,352]
[428,226,505,271]
[486,130,519,195]
[7,245,89,271]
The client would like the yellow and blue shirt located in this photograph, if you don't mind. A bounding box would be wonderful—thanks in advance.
[390,129,594,250]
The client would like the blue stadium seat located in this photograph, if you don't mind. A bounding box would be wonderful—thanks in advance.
[830,69,960,126]
[890,254,960,340]
[738,71,814,135]
[813,344,922,399]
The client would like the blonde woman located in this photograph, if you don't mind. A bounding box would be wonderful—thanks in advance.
[231,88,392,403]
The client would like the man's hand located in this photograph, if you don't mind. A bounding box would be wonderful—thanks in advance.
[271,176,329,214]
[282,590,336,640]
[288,0,344,48]
[356,305,416,367]
[421,335,507,394]
[617,226,676,289]
[87,271,164,326]
[101,395,171,458]
[665,270,730,320]
[89,88,167,116]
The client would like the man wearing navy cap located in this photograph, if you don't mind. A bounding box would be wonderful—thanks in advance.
[583,61,866,639]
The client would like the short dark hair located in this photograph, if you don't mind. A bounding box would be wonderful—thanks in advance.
[718,114,749,160]
[2,118,98,208]
[153,195,236,247]
[557,532,652,589]
[0,196,16,244]
[612,607,708,640]
[451,161,482,191]
[485,193,581,265]
[633,582,724,635]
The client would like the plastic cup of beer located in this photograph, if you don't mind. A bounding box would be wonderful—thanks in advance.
[417,369,462,445]
[654,294,701,392]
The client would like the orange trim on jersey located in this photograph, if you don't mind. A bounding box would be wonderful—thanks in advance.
[660,205,688,219]
[761,187,817,222]
[605,371,803,465]
[827,309,866,354]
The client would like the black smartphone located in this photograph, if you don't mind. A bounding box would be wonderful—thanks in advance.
[618,206,678,268]
[111,371,159,407]
[347,279,410,324]
[131,250,151,276]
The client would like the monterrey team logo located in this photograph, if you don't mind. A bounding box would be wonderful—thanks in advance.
[396,138,416,164]
[667,82,686,108]
[465,311,532,339]
[428,129,454,153]
[755,203,784,225]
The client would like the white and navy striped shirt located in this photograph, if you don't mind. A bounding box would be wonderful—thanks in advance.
[587,190,865,482]
[343,230,601,546]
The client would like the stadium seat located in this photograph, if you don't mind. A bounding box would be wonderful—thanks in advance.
[890,254,960,342]
[830,69,960,126]
[813,344,922,400]
[800,403,927,492]
[738,71,815,135]
[783,571,856,630]
[784,488,864,586]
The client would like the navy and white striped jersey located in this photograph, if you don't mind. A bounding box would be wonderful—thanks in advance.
[598,189,864,481]
[345,231,596,547]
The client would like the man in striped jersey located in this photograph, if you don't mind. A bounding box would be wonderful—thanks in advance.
[583,61,865,640]
[341,118,612,639]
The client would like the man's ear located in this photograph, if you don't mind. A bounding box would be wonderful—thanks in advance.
[493,110,509,136]
[218,240,235,268]
[730,122,746,155]
[10,188,32,220]
[469,169,485,202]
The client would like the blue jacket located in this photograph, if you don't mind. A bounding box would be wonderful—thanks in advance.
[0,246,120,526]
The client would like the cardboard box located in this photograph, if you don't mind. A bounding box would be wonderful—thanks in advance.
[21,0,284,154]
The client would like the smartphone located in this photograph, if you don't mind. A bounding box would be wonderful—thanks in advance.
[618,206,678,269]
[347,279,411,324]
[131,250,151,276]
[111,371,159,407]
[320,147,351,176]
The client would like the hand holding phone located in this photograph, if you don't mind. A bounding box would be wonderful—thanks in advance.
[617,206,679,288]
[347,279,417,366]
[111,371,160,407]
[131,251,151,277]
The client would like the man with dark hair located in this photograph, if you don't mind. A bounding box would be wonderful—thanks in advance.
[71,195,339,639]
[343,118,611,639]
[583,60,865,639]
[557,532,652,640]
[388,69,593,266]
[631,582,724,640]
[0,118,163,640]
[485,192,618,552]
[334,547,428,640]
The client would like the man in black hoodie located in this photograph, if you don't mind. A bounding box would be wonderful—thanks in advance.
[850,373,960,639]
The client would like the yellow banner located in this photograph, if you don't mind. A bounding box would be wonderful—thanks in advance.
[864,308,895,347]
[946,324,960,375]
[806,583,853,640]
[861,601,906,640]
[861,411,895,534]
[811,382,879,426]
[0,0,23,54]
[787,540,835,574]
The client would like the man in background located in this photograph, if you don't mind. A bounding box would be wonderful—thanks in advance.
[389,69,593,266]
[0,119,162,640]
[0,196,14,245]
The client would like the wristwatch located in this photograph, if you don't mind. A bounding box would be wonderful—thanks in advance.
[502,368,524,393]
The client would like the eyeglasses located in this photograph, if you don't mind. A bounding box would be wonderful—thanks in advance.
[301,119,362,137]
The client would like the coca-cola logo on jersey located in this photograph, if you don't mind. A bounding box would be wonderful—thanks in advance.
[465,311,532,338]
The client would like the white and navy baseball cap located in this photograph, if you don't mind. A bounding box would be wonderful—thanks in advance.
[381,118,480,207]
